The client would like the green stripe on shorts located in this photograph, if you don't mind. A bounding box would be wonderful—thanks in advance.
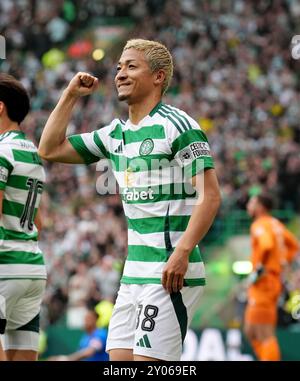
[170,291,188,345]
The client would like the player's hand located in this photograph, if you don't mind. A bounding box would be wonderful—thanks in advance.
[245,264,265,287]
[162,249,189,294]
[66,72,99,98]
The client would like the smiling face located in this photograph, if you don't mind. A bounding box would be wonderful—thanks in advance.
[115,48,162,105]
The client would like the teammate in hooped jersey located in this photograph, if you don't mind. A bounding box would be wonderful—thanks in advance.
[38,39,221,361]
[0,74,46,361]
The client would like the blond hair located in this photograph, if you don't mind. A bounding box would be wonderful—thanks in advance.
[123,39,173,95]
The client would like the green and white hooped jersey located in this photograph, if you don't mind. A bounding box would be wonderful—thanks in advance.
[69,102,214,286]
[0,130,46,279]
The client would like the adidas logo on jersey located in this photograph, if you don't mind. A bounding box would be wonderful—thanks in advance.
[136,334,151,348]
[114,142,123,154]
[122,187,154,202]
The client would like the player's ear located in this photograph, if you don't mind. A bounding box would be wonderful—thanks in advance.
[154,69,165,87]
[0,101,4,115]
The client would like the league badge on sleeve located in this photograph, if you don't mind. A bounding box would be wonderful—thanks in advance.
[0,166,8,182]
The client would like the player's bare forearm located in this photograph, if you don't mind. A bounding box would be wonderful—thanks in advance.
[38,90,78,160]
[38,72,99,163]
[162,169,221,293]
[177,169,221,254]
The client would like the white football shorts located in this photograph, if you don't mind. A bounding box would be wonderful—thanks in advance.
[0,279,46,351]
[106,283,203,361]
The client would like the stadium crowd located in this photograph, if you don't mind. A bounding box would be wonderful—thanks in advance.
[1,0,300,328]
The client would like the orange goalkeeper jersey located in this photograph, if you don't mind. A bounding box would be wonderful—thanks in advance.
[250,215,299,275]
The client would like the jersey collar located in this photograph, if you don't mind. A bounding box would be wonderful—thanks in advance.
[126,101,163,128]
[149,101,163,117]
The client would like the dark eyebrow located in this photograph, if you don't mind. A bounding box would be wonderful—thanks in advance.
[117,59,137,65]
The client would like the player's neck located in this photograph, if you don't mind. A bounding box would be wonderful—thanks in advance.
[128,96,162,125]
[255,211,270,220]
[0,118,20,134]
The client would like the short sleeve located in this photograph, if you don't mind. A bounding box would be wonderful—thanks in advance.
[170,125,214,179]
[0,148,14,190]
[68,130,109,164]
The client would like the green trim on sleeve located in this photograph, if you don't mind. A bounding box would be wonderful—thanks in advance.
[184,157,215,178]
[68,135,99,164]
[93,131,110,158]
[171,129,209,154]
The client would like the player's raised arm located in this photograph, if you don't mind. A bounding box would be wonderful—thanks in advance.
[38,72,99,163]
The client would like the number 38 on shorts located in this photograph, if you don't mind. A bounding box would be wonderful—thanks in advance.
[106,283,204,361]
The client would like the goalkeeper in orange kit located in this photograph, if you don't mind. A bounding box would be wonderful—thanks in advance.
[244,194,299,361]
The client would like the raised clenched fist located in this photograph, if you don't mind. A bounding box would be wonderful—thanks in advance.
[66,72,99,98]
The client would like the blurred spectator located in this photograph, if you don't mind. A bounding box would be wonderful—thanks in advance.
[48,308,109,361]
[68,261,93,308]
[89,255,120,301]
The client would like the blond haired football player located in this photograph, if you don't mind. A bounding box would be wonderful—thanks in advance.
[39,39,221,361]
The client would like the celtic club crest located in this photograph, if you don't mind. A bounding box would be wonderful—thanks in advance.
[139,138,154,156]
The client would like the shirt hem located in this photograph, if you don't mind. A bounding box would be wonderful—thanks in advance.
[120,276,206,286]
